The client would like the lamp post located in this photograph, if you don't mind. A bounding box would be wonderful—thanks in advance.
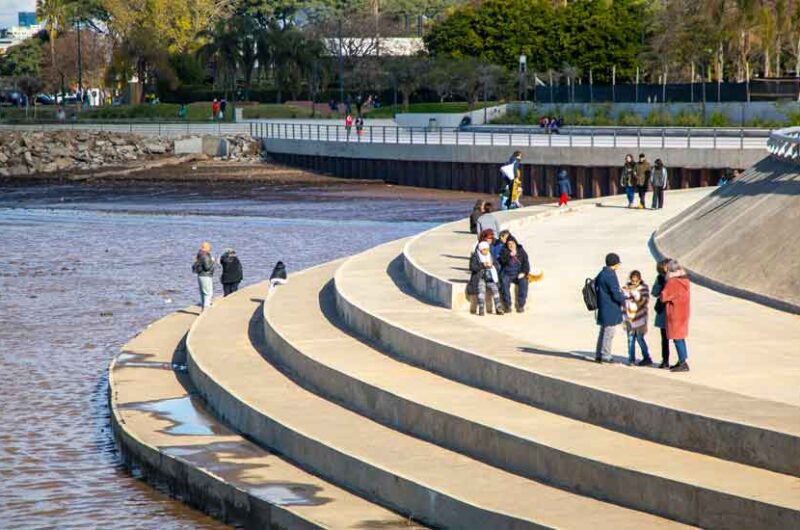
[518,54,527,102]
[76,18,83,110]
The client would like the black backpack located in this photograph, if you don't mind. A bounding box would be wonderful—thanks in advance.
[582,278,598,311]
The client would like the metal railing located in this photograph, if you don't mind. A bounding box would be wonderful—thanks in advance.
[251,122,771,150]
[767,127,800,160]
[0,121,251,137]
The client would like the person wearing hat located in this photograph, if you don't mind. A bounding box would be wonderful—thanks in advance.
[192,242,215,310]
[594,252,626,363]
[467,241,503,316]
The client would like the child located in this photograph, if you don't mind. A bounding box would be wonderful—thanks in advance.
[623,270,652,366]
[650,259,671,368]
[468,241,503,316]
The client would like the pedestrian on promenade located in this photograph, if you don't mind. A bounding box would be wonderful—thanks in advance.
[211,99,220,121]
[269,260,288,287]
[345,113,353,136]
[469,200,486,234]
[620,154,637,208]
[594,253,626,363]
[651,159,668,210]
[557,169,572,207]
[193,242,215,311]
[500,151,523,210]
[635,153,651,209]
[468,241,503,316]
[476,203,500,240]
[499,238,530,313]
[220,248,243,296]
[355,116,365,136]
[622,270,652,366]
[659,259,691,372]
[650,258,672,368]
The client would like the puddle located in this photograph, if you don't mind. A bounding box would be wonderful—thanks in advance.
[126,397,219,436]
[249,483,328,506]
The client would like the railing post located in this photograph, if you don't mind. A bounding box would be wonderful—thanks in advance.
[410,127,413,144]
[548,130,552,147]
[382,126,386,143]
[491,131,494,146]
[569,131,573,147]
[661,128,665,149]
[590,129,594,148]
[424,127,428,144]
[440,127,443,145]
[528,130,532,147]
[371,126,374,143]
[740,128,744,149]
[473,129,476,145]
[456,128,460,145]
[637,127,640,149]
[396,126,399,144]
[687,128,691,148]
[713,128,717,149]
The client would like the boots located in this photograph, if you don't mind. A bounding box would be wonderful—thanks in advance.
[478,305,485,316]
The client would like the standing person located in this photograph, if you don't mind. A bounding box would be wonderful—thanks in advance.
[594,253,626,363]
[476,203,500,240]
[659,260,692,372]
[650,159,668,210]
[345,113,353,136]
[498,238,530,313]
[500,152,523,210]
[556,169,572,207]
[178,103,188,120]
[355,115,365,136]
[211,99,220,121]
[635,153,650,209]
[469,200,486,234]
[651,258,672,368]
[220,248,243,296]
[192,242,215,311]
[620,154,637,208]
[219,98,227,120]
[468,241,503,316]
[622,270,652,366]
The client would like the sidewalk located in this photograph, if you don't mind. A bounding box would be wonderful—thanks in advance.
[458,190,800,407]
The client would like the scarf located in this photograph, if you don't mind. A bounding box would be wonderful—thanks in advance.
[478,251,498,283]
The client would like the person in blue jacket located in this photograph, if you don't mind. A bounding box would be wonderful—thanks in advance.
[594,253,626,363]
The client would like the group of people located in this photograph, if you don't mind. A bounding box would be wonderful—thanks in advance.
[345,113,366,136]
[468,202,531,315]
[593,253,691,372]
[211,98,228,121]
[192,242,244,311]
[539,116,562,134]
[619,153,669,210]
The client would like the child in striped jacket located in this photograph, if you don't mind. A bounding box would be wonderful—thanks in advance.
[623,270,653,366]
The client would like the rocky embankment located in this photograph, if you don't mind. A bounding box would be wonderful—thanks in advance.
[0,131,261,177]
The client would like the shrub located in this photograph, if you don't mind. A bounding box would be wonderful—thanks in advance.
[706,111,731,127]
[645,109,672,126]
[673,110,703,127]
[616,109,644,126]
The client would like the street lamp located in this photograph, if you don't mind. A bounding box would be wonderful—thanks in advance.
[518,55,527,102]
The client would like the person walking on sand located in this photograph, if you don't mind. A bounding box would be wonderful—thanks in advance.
[193,242,215,311]
[476,203,501,240]
[635,153,650,209]
[659,259,692,372]
[651,159,668,210]
[220,248,243,296]
[557,169,572,207]
[594,253,626,363]
[650,258,672,368]
[622,270,652,366]
[620,154,637,208]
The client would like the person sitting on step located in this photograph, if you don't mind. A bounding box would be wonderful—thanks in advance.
[467,241,503,316]
[498,238,530,313]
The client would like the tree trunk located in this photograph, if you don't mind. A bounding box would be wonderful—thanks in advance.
[764,49,771,78]
[402,90,410,111]
[776,36,782,77]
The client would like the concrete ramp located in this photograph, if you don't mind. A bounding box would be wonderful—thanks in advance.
[654,156,800,313]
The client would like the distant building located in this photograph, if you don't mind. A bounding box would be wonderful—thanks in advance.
[0,18,42,55]
[18,12,37,27]
[323,37,424,58]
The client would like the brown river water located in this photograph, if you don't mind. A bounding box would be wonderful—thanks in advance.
[0,181,472,529]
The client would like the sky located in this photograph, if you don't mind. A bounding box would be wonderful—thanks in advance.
[0,0,36,30]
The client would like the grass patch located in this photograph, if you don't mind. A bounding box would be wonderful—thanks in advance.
[366,101,498,118]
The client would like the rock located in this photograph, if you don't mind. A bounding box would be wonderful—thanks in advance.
[144,142,167,154]
[8,165,29,176]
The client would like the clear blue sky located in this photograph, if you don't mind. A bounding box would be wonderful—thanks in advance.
[0,0,36,30]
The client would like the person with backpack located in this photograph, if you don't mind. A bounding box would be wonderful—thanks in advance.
[659,259,692,372]
[192,242,215,311]
[620,154,637,208]
[650,258,672,368]
[220,248,243,296]
[650,159,668,210]
[556,169,572,207]
[593,253,626,363]
[622,270,652,366]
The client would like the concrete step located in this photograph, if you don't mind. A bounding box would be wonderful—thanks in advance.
[266,259,800,529]
[110,306,417,530]
[334,238,800,478]
[185,282,687,530]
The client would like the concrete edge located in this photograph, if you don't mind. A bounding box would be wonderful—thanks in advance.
[183,290,542,530]
[332,246,800,478]
[649,233,800,315]
[107,318,326,530]
[263,268,799,529]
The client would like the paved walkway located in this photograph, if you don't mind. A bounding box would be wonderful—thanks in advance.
[448,190,800,406]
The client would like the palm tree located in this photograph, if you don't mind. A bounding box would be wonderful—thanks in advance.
[36,0,68,67]
[197,19,241,96]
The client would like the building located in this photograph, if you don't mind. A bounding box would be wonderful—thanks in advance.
[18,12,37,27]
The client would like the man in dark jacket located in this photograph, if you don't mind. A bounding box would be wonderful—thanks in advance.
[594,253,626,363]
[498,239,530,312]
[220,249,243,296]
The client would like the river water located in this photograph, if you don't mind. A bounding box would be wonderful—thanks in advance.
[0,181,470,529]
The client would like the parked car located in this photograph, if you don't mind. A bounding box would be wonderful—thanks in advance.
[0,90,24,106]
[35,94,56,105]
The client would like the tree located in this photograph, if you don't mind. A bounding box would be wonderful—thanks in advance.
[17,76,45,118]
[0,38,45,77]
[385,56,425,110]
[36,0,69,67]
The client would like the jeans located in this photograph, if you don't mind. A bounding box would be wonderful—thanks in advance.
[627,330,652,364]
[659,327,670,364]
[595,325,617,361]
[637,186,647,206]
[651,186,665,209]
[198,275,213,310]
[223,282,240,296]
[624,186,635,205]
[674,339,688,363]
[500,274,529,309]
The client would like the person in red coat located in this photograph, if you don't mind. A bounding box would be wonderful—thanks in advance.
[659,259,691,372]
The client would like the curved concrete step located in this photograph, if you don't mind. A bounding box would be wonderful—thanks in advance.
[266,260,800,529]
[333,239,800,478]
[185,281,687,530]
[111,306,415,530]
